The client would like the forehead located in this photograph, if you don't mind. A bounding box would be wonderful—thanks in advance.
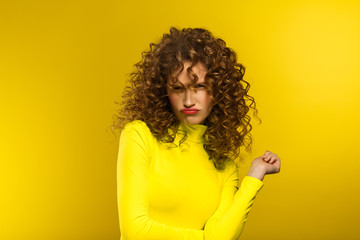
[171,61,208,84]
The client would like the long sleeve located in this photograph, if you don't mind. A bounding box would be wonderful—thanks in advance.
[117,121,264,240]
[204,161,264,240]
[117,123,203,240]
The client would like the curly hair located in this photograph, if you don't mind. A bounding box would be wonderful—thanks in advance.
[112,26,259,169]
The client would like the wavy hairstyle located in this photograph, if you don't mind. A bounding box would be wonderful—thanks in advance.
[112,27,259,169]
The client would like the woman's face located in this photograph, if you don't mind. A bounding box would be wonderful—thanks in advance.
[167,61,212,125]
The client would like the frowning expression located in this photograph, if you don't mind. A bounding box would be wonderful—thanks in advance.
[167,61,213,125]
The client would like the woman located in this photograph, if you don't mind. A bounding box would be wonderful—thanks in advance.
[113,27,281,240]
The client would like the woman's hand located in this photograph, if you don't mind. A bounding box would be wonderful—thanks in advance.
[247,151,281,181]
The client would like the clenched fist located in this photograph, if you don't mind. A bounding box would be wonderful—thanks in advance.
[247,150,281,181]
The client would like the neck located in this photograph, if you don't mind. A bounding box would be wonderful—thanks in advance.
[176,121,208,143]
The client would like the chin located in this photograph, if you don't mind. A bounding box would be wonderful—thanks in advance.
[182,118,204,125]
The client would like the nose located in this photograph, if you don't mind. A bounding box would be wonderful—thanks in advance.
[183,88,195,108]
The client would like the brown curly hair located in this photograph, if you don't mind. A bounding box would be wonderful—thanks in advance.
[112,27,259,169]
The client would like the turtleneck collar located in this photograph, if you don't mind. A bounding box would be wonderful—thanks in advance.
[176,121,208,143]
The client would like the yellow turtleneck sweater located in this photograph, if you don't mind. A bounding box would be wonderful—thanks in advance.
[117,120,264,240]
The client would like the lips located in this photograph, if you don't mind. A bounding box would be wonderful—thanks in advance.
[181,108,199,115]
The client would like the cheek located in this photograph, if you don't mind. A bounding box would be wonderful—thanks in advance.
[201,92,213,110]
[168,94,179,107]
[205,95,212,104]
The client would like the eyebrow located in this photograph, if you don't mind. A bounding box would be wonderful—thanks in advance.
[169,79,207,87]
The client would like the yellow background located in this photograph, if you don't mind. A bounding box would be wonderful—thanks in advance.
[1,0,359,239]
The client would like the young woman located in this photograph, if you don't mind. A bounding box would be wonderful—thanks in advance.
[113,27,281,240]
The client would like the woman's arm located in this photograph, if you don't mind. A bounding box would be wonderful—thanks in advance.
[203,161,264,240]
[204,151,281,240]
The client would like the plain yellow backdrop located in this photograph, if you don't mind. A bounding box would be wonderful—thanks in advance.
[1,0,359,239]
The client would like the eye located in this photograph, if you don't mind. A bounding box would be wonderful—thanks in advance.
[195,84,206,88]
[173,86,182,90]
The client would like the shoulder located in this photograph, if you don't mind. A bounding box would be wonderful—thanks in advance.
[120,120,155,151]
[122,120,151,135]
[223,158,238,173]
[221,158,239,181]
